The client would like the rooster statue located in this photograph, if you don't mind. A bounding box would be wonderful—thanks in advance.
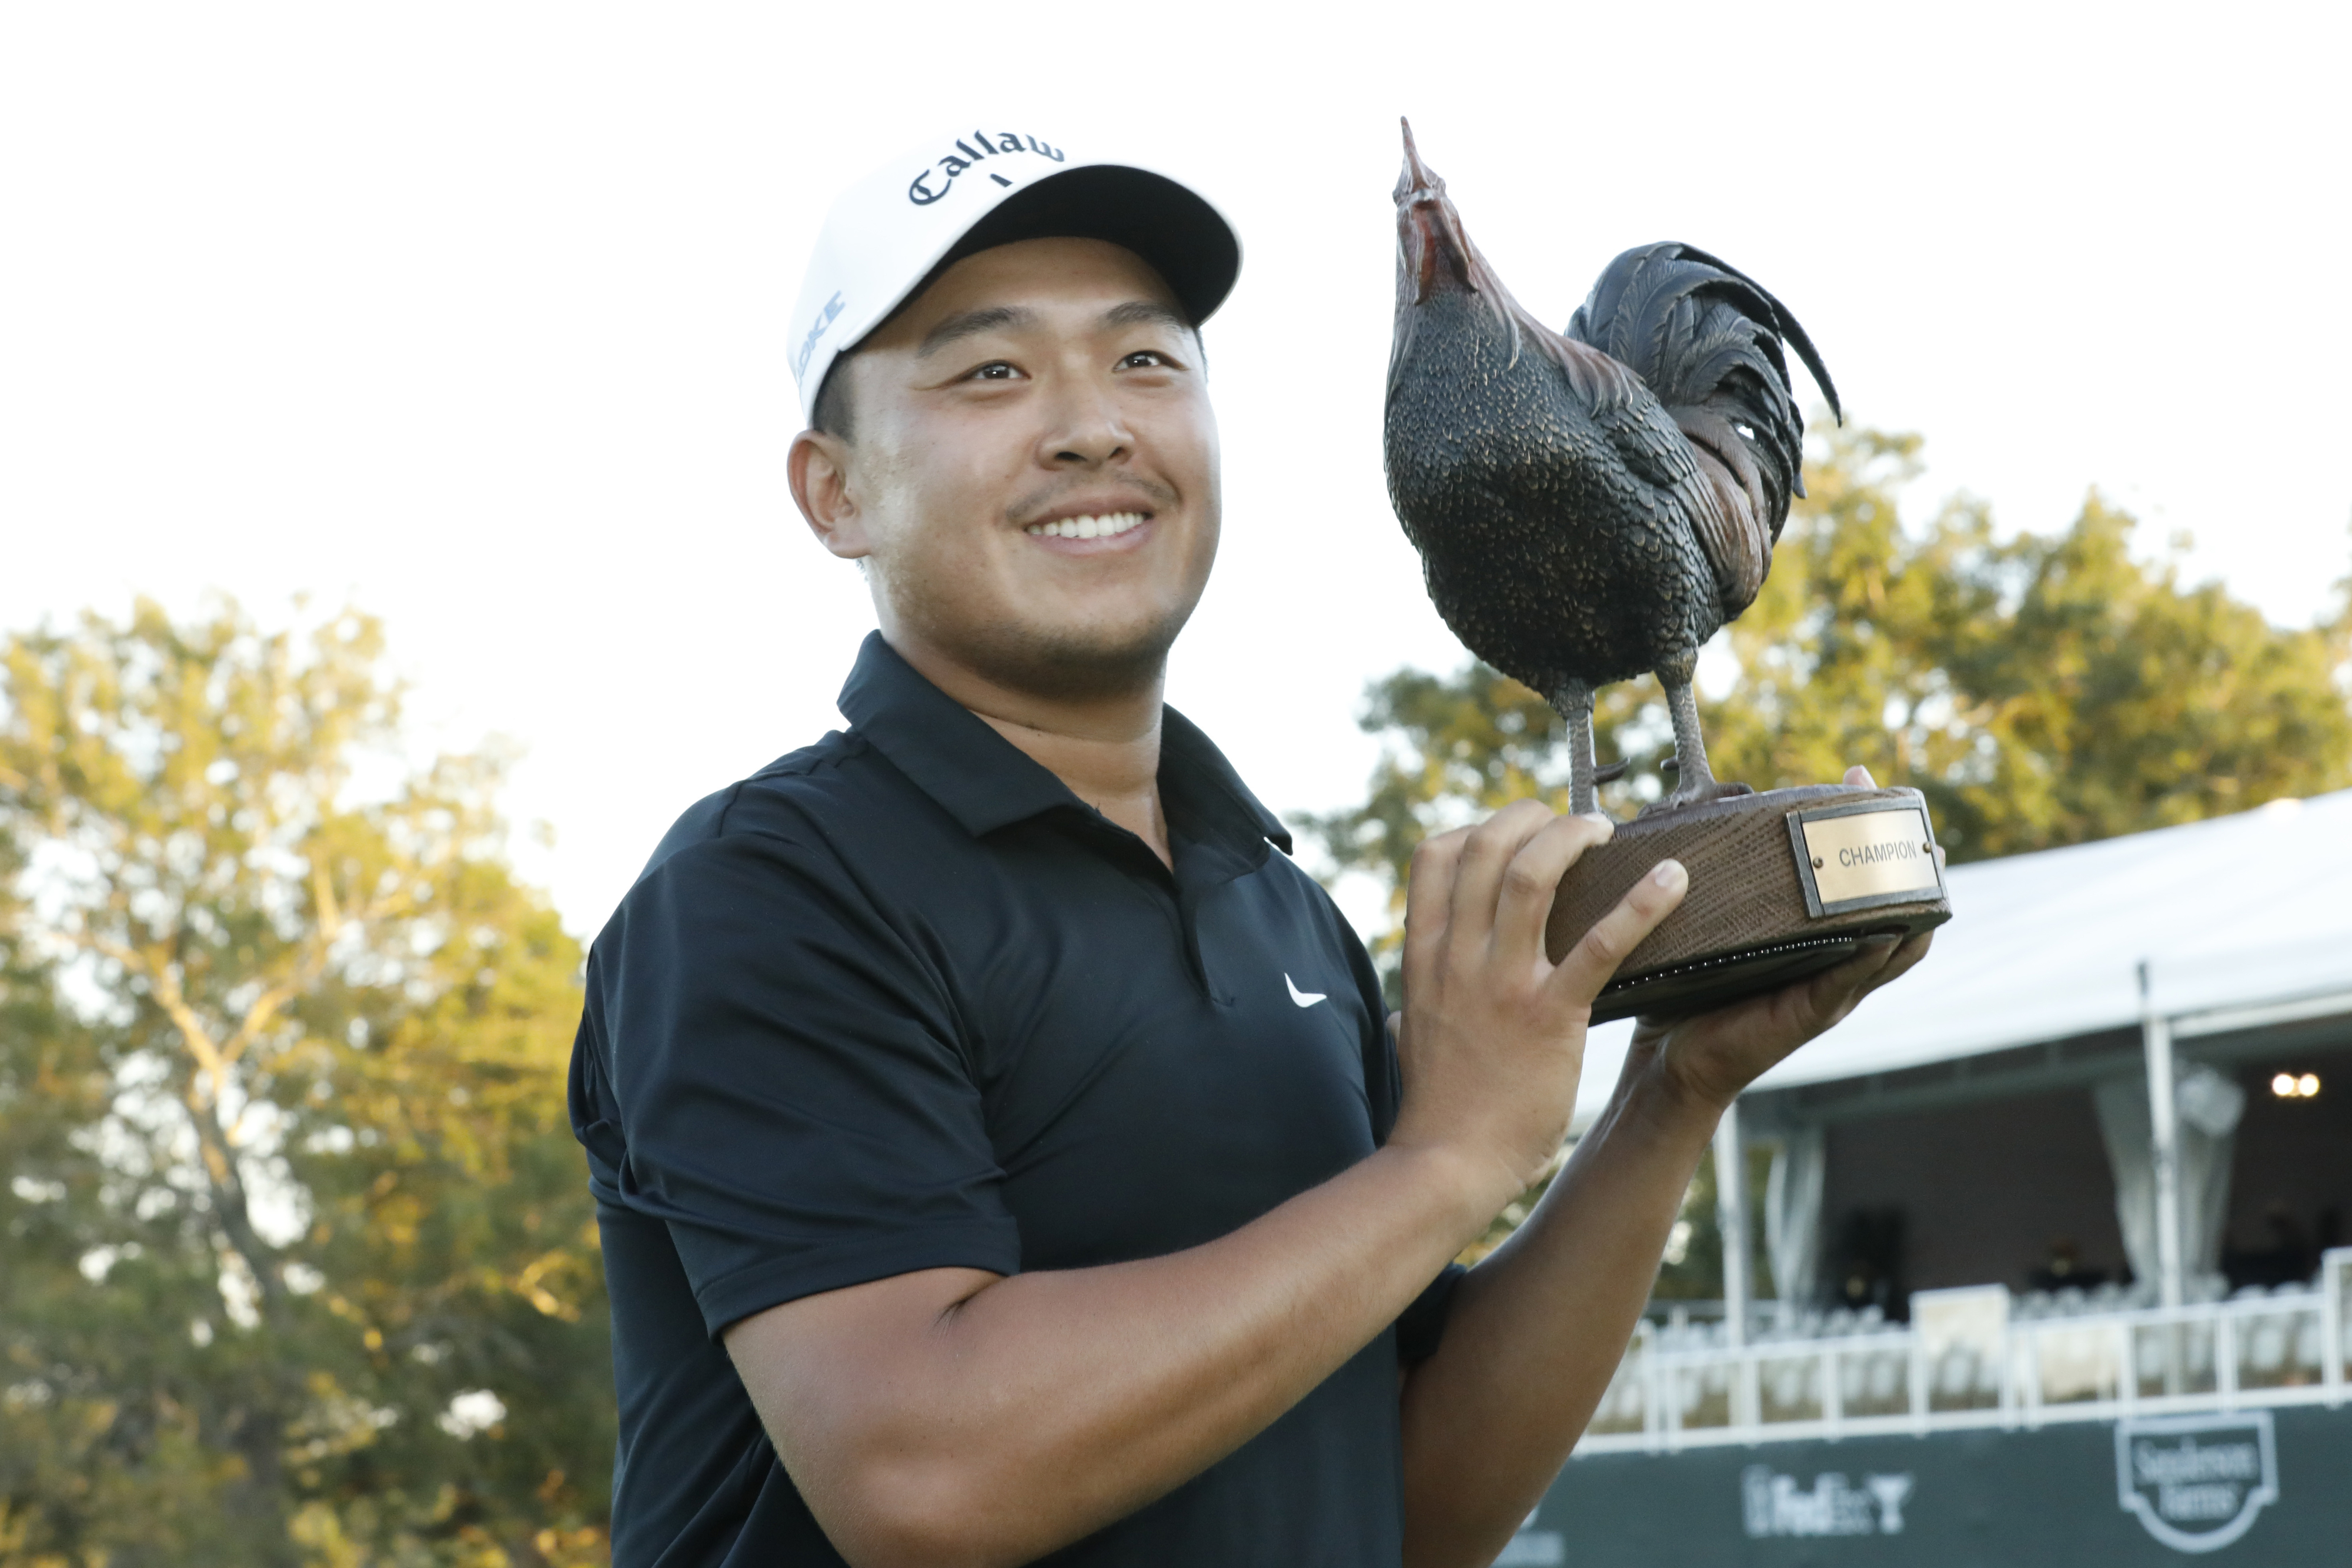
[1384,121,1840,816]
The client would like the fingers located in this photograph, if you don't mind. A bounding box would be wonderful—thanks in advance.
[1552,858,1688,1005]
[1845,930,1932,998]
[1402,827,1469,978]
[1801,937,1899,1024]
[1442,799,1558,952]
[1866,930,1934,991]
[1844,764,1877,788]
[1628,928,1934,1111]
[1490,811,1614,958]
[1803,929,1935,1031]
[1402,827,1458,950]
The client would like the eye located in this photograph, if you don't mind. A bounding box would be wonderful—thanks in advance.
[965,360,1021,382]
[1120,350,1170,370]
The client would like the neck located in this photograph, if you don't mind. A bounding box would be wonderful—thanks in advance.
[885,631,1172,869]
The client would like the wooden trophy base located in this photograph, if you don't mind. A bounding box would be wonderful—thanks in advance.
[1545,785,1952,1024]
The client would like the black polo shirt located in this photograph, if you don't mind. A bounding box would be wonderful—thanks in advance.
[569,633,1459,1566]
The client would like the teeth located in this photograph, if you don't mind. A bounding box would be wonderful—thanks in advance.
[1025,511,1147,540]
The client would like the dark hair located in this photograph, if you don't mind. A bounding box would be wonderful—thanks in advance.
[810,357,855,443]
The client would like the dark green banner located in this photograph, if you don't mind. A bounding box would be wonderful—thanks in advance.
[1514,1405,2350,1565]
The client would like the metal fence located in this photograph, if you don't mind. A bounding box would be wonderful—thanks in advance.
[1577,1248,2352,1454]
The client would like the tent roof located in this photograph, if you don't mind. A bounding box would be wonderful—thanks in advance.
[1574,789,2352,1122]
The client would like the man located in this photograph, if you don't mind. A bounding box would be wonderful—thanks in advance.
[568,129,1928,1567]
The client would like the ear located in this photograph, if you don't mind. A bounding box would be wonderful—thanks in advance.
[789,429,873,559]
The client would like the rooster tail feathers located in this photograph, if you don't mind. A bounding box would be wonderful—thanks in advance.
[1569,242,1839,418]
[1653,242,1842,424]
[1568,241,1837,530]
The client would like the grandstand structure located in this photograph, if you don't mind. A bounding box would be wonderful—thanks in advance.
[1514,790,2352,1564]
[1580,1258,2349,1453]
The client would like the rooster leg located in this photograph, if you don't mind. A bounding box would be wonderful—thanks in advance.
[1549,678,1599,815]
[1655,663,1754,813]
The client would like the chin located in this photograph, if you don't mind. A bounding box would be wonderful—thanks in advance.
[960,609,1192,704]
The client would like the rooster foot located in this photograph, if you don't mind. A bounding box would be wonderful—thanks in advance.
[1638,777,1755,819]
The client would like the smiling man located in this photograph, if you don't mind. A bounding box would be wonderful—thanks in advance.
[567,132,1929,1567]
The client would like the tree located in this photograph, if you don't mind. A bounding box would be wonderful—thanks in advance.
[1307,426,2352,1288]
[1308,424,2352,958]
[1702,424,2352,860]
[0,600,610,1567]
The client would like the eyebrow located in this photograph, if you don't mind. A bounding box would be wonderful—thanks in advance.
[1101,300,1194,335]
[916,306,1033,358]
[914,299,1196,358]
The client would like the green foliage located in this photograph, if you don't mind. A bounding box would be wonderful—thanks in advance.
[0,600,609,1567]
[1308,424,2352,954]
[1311,426,2351,1295]
[1295,667,1665,981]
[1705,424,2352,860]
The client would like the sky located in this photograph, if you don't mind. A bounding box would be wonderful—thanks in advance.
[6,2,2348,942]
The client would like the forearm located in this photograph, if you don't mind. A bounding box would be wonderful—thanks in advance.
[1398,1047,1719,1568]
[736,1139,1505,1568]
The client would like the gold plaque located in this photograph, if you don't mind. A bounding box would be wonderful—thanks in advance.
[1787,802,1943,917]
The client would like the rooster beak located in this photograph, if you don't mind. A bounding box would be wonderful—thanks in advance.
[1396,118,1442,205]
[1395,119,1469,303]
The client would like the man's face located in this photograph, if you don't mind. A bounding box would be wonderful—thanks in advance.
[791,237,1220,703]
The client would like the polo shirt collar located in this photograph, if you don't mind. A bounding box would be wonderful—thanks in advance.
[1159,705,1294,856]
[836,632,1292,858]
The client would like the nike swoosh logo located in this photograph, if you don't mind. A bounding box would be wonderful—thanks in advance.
[1285,974,1327,1008]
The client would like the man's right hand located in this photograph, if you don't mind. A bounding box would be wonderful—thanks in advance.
[1385,801,1688,1207]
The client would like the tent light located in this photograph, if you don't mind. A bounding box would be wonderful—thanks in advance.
[2297,1072,2319,1098]
[2271,1071,2321,1099]
[2273,1073,2296,1097]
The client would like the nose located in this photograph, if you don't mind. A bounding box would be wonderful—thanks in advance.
[1038,376,1134,469]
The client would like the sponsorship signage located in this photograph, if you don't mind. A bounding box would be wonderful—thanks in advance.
[792,292,846,382]
[1532,1405,2345,1563]
[2114,1412,2278,1553]
[1742,1466,1913,1537]
[905,131,1067,206]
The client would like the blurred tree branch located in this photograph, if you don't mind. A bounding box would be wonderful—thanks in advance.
[1,597,611,1566]
[1307,426,2352,1292]
[1308,423,2352,972]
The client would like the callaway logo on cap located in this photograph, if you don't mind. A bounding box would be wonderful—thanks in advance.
[787,128,1244,424]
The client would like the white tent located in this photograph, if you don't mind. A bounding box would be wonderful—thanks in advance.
[1572,788,2352,1333]
[1762,787,2352,1090]
[1577,788,2352,1122]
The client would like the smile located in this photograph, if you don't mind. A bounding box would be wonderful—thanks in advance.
[1024,511,1149,540]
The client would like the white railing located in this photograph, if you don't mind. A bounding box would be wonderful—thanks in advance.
[1576,1247,2352,1455]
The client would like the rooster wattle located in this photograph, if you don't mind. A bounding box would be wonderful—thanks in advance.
[1383,120,1840,815]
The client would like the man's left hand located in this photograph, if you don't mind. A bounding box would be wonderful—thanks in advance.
[1626,765,1935,1117]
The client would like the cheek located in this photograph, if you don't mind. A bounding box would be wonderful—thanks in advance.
[1125,393,1218,503]
[864,433,1017,568]
[1166,400,1222,547]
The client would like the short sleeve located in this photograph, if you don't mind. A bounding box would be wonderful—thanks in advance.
[1395,1264,1466,1363]
[574,827,1021,1338]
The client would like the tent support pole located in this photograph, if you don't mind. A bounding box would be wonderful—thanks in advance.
[1715,1102,1750,1350]
[2140,960,2184,1313]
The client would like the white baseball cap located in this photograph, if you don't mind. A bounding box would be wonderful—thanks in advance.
[787,127,1242,426]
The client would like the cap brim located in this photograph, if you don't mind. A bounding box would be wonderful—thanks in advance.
[797,153,1242,426]
[927,163,1241,329]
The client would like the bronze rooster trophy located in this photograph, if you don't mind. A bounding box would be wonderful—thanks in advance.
[1384,121,1949,1020]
